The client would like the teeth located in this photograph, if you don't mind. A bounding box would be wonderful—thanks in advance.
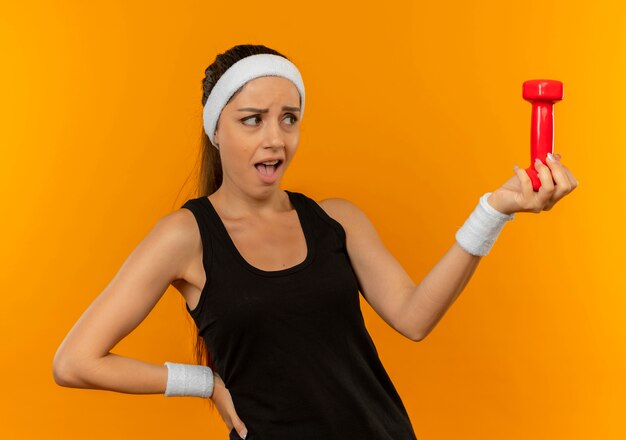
[261,160,279,165]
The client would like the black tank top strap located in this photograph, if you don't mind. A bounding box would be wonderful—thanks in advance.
[293,192,347,252]
[180,198,213,269]
[180,198,214,318]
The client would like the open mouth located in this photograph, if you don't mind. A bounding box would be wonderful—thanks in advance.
[254,160,283,176]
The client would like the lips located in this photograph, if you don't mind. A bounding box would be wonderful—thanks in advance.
[254,160,283,176]
[254,158,284,166]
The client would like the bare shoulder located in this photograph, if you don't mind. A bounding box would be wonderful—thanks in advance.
[316,197,366,229]
[147,207,202,281]
[163,205,200,238]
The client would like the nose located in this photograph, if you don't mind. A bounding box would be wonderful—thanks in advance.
[262,118,287,149]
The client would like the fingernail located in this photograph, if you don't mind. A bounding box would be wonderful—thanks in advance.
[513,164,519,171]
[240,429,248,439]
[547,152,556,163]
[535,158,542,167]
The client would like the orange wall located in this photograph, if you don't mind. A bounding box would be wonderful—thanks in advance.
[1,1,624,438]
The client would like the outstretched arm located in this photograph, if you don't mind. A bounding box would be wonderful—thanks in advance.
[317,198,482,341]
[318,153,578,342]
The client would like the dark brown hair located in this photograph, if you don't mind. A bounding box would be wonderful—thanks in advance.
[190,44,293,409]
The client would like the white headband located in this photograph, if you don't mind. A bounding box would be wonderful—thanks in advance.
[203,53,306,148]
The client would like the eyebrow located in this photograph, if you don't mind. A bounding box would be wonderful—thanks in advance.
[236,106,301,113]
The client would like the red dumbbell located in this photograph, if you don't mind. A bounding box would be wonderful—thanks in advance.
[522,79,564,191]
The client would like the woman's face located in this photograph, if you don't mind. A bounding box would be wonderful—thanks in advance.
[213,75,301,193]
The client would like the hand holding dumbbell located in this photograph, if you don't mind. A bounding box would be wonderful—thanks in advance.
[481,79,578,216]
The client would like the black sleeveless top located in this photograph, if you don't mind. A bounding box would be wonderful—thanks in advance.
[181,190,418,440]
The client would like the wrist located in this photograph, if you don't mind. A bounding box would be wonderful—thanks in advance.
[487,191,515,216]
[455,192,515,256]
[163,362,214,398]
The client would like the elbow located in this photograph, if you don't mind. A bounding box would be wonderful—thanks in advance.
[407,327,428,342]
[409,333,425,342]
[52,353,81,387]
[398,320,427,342]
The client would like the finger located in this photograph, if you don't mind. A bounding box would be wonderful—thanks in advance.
[514,164,535,210]
[534,158,555,209]
[554,155,580,189]
[546,155,572,195]
[231,417,248,439]
[565,168,579,189]
[541,158,570,210]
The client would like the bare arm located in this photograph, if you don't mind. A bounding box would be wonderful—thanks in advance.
[318,198,485,342]
[401,241,481,340]
[52,208,200,394]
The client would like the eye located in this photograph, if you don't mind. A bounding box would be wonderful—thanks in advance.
[285,113,299,125]
[241,113,299,127]
[241,115,262,126]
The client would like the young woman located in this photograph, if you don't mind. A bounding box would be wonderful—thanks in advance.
[53,44,578,439]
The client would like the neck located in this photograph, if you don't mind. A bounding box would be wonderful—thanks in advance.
[210,182,291,219]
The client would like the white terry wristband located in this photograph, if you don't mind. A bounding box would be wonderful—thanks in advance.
[455,192,515,256]
[163,362,215,398]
